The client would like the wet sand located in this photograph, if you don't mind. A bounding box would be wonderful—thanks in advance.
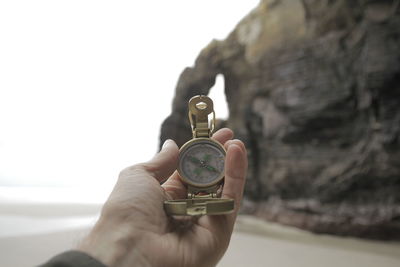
[219,215,400,267]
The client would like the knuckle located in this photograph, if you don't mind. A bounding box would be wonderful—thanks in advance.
[226,169,243,181]
[137,162,157,175]
[119,163,148,179]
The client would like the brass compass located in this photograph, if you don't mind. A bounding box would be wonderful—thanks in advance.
[164,95,234,216]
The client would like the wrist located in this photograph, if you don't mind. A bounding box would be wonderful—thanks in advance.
[77,215,150,267]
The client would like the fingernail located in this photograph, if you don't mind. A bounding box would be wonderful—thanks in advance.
[226,139,239,147]
[227,139,244,152]
[162,139,173,150]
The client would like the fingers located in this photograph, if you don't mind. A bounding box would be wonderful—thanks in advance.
[162,128,234,200]
[211,128,234,145]
[222,139,247,216]
[224,139,246,153]
[161,171,185,200]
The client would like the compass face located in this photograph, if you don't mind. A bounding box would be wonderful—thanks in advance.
[178,139,225,187]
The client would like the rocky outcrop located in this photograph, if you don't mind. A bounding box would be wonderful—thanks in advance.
[160,0,400,240]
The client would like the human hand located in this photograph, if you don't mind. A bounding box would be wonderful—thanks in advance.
[78,128,248,267]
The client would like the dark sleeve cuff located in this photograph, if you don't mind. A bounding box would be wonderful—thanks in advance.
[38,250,107,267]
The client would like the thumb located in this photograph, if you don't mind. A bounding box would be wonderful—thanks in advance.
[140,139,179,182]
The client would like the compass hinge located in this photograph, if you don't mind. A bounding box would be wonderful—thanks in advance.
[192,128,210,138]
[187,185,218,199]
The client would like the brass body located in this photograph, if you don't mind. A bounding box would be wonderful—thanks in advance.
[164,95,234,216]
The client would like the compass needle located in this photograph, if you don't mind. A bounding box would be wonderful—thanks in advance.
[188,155,201,165]
[203,154,211,162]
[205,165,218,173]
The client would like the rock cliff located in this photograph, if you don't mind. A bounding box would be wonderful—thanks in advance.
[160,0,400,239]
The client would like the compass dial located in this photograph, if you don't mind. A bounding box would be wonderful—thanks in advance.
[178,139,225,187]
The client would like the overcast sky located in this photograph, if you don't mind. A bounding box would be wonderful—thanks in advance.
[0,0,258,191]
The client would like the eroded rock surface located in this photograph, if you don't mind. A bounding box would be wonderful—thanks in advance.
[160,0,400,239]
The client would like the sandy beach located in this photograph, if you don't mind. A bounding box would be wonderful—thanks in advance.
[220,216,400,267]
[1,187,399,267]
